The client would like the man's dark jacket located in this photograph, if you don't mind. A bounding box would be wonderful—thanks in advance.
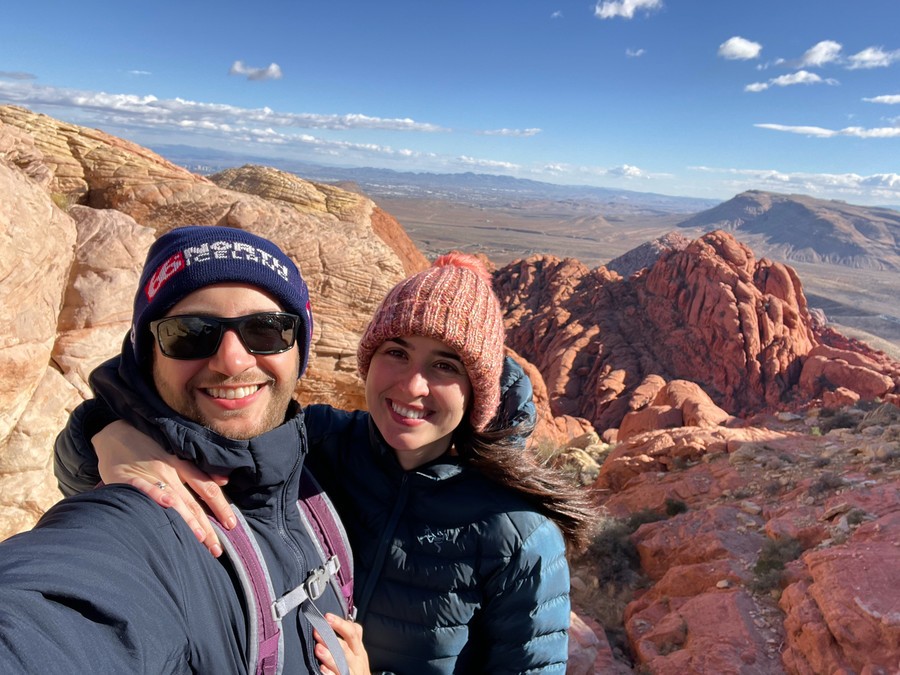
[0,346,344,674]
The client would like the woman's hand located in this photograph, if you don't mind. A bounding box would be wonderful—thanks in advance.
[93,420,235,557]
[314,613,371,675]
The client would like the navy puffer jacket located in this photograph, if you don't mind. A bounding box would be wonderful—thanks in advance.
[304,405,570,675]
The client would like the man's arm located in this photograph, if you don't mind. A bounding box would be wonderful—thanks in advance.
[0,487,219,673]
[53,398,109,496]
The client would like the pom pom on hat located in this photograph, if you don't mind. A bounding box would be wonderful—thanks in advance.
[131,225,313,376]
[357,252,505,431]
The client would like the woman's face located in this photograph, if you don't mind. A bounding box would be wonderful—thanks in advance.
[365,335,472,470]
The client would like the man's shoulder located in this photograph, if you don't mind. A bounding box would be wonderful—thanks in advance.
[303,404,369,439]
[27,485,193,553]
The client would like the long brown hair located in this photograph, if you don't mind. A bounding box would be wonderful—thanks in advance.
[453,419,598,553]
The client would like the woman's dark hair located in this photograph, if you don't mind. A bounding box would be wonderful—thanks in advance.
[453,419,598,553]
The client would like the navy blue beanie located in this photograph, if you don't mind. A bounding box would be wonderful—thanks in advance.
[131,225,313,376]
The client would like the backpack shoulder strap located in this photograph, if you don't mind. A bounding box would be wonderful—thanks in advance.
[296,466,355,617]
[213,482,354,675]
[211,510,283,675]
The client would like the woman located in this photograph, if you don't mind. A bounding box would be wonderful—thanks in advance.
[57,253,597,674]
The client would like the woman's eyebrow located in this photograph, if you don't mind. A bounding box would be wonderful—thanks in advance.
[387,337,463,363]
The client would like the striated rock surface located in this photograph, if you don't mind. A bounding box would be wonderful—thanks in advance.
[569,405,900,674]
[496,230,899,435]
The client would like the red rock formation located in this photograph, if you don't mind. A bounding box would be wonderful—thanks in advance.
[780,511,900,674]
[496,231,899,435]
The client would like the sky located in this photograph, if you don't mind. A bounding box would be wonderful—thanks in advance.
[2,0,899,206]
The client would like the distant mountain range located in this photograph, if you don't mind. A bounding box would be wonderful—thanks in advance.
[152,144,718,216]
[678,190,900,271]
[154,143,900,273]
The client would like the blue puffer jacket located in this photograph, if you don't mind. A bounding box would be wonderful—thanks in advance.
[4,347,345,674]
[303,405,571,675]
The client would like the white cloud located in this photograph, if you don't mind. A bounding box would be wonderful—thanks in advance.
[0,71,37,80]
[800,40,842,67]
[772,70,833,86]
[744,69,838,92]
[626,48,645,58]
[864,94,900,104]
[594,0,662,20]
[718,37,762,61]
[551,10,563,19]
[690,165,900,201]
[456,155,520,171]
[755,122,900,138]
[0,81,449,133]
[127,70,152,77]
[847,46,900,70]
[229,60,283,81]
[608,164,647,178]
[478,128,542,137]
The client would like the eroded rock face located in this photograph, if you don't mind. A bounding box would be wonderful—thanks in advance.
[569,408,900,674]
[496,231,899,435]
[0,155,78,536]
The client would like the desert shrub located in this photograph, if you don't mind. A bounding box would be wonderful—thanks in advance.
[811,456,831,468]
[846,507,869,526]
[763,480,782,497]
[664,498,688,516]
[807,472,845,499]
[750,536,803,594]
[818,410,859,433]
[50,193,71,211]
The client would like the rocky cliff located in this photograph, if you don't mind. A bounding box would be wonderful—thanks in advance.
[2,105,899,674]
[494,237,899,673]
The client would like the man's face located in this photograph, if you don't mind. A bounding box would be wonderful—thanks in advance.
[151,283,300,439]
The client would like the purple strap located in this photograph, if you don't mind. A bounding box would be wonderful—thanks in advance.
[298,469,355,614]
[213,516,281,675]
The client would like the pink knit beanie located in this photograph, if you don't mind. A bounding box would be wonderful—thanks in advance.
[357,252,505,431]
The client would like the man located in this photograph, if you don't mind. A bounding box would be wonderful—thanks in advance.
[0,226,348,673]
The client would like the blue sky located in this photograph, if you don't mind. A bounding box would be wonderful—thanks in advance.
[2,0,899,205]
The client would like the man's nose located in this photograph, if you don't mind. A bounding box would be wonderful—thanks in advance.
[207,329,255,375]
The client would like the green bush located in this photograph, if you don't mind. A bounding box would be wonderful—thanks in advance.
[750,537,803,594]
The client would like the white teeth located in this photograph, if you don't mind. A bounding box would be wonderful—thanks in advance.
[206,385,260,400]
[391,401,426,419]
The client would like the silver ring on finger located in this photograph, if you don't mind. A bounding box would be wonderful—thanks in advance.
[155,481,168,491]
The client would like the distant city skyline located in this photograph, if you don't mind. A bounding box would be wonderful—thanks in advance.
[2,0,899,205]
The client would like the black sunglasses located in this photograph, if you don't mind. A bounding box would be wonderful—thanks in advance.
[149,312,301,360]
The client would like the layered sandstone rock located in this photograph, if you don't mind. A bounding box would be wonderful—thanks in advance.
[495,231,899,436]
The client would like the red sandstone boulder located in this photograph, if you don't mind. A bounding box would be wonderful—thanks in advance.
[780,511,900,674]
